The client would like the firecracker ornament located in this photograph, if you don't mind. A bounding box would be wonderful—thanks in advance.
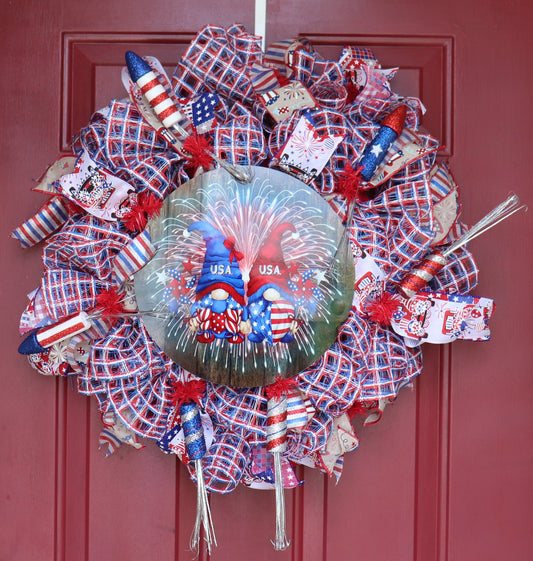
[13,23,525,553]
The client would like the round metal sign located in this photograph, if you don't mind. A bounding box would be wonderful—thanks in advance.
[135,167,354,387]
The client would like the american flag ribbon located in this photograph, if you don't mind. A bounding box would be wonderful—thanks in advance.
[113,230,156,284]
[200,429,250,493]
[12,196,70,248]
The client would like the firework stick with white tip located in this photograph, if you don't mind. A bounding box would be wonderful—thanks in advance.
[398,194,526,298]
[266,393,290,551]
[18,311,92,354]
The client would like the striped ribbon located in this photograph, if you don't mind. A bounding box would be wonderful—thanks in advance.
[12,196,69,248]
[286,389,308,431]
[113,230,156,284]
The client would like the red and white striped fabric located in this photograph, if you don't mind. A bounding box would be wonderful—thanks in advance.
[286,388,308,431]
[113,230,156,284]
[137,68,185,131]
[12,196,69,248]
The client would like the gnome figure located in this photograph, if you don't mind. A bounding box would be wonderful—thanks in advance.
[185,221,250,344]
[247,222,300,345]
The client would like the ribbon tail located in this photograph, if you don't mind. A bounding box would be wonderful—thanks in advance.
[190,459,217,556]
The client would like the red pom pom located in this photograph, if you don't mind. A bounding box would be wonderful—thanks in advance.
[122,192,163,233]
[95,287,125,319]
[138,192,163,218]
[170,379,207,407]
[335,163,368,203]
[265,375,297,400]
[182,134,214,171]
[365,291,400,327]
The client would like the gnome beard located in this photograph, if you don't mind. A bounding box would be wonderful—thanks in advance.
[190,289,250,344]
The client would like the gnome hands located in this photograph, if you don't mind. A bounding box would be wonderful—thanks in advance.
[240,319,252,335]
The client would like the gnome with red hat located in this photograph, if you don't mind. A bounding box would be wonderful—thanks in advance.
[247,222,300,345]
[185,221,250,344]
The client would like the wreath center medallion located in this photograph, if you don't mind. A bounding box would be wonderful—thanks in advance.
[134,166,354,387]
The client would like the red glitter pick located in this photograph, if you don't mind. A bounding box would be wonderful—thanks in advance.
[170,379,207,407]
[265,375,297,400]
[365,291,400,327]
[380,104,407,136]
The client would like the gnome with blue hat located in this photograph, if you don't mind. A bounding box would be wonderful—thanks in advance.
[185,220,250,344]
[247,222,300,345]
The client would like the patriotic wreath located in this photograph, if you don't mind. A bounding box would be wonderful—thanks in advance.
[14,24,517,552]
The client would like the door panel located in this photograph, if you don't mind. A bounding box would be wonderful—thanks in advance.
[1,1,531,560]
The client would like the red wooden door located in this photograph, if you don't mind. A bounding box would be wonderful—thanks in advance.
[1,1,531,560]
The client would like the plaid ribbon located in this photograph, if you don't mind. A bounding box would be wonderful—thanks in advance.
[339,45,379,69]
[286,410,332,461]
[195,428,250,493]
[43,214,130,282]
[213,106,267,166]
[75,101,185,199]
[353,175,435,284]
[88,318,167,382]
[291,49,344,89]
[102,369,179,439]
[358,325,423,400]
[299,344,362,415]
[41,268,109,320]
[206,384,267,444]
[349,96,425,132]
[173,25,256,107]
[12,196,70,248]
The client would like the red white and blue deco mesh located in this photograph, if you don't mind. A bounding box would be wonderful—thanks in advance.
[15,23,480,493]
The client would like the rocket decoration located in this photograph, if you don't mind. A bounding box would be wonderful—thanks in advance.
[125,50,251,183]
[18,311,92,355]
[170,380,216,554]
[265,377,294,550]
[398,194,525,298]
[12,23,526,554]
[358,104,407,182]
[125,51,189,135]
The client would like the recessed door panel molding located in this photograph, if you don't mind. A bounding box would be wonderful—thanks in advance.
[301,34,454,157]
